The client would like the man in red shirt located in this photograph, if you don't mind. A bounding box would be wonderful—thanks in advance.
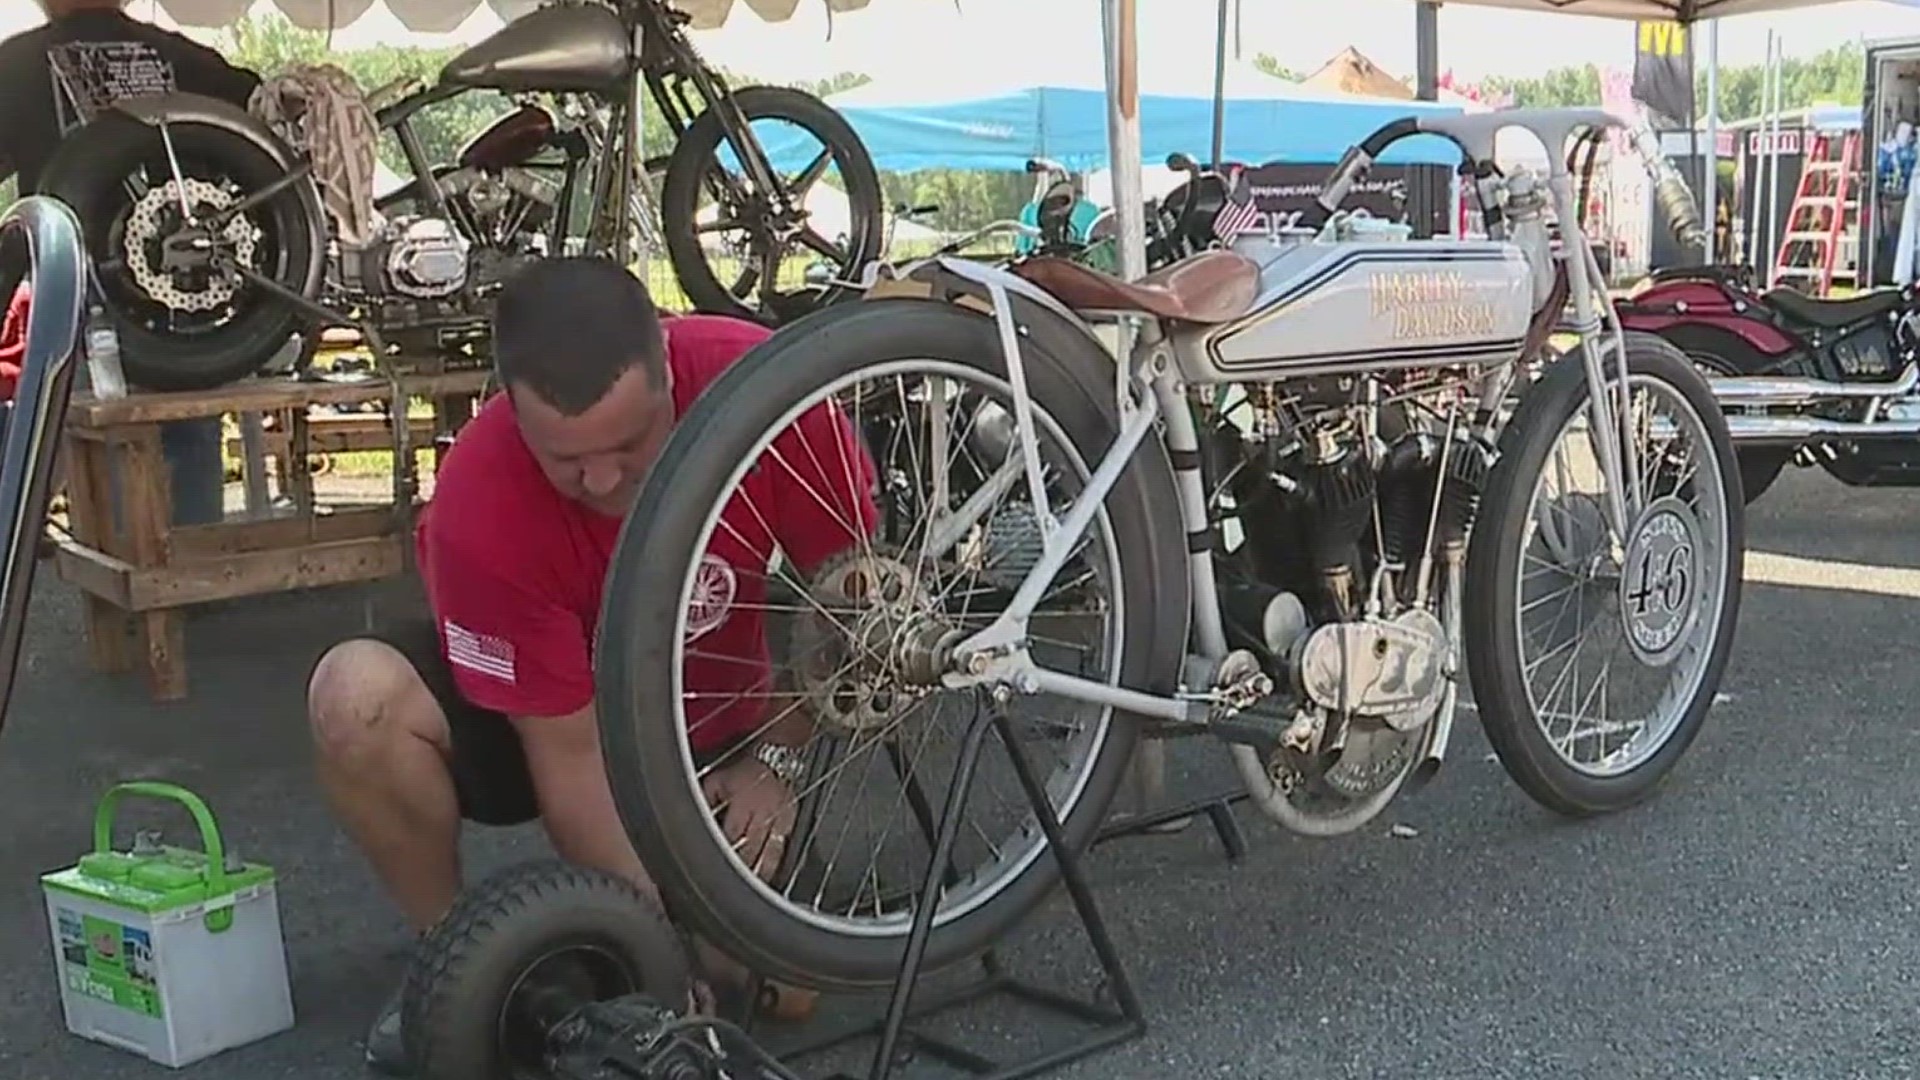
[305,257,876,1075]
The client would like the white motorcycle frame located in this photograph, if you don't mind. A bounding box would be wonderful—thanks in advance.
[885,109,1658,730]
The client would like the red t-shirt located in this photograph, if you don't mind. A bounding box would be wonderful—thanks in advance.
[416,314,877,751]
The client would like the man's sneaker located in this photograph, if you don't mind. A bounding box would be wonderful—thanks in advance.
[364,981,410,1077]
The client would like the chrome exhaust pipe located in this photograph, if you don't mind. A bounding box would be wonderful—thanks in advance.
[1725,414,1920,444]
[1711,364,1918,407]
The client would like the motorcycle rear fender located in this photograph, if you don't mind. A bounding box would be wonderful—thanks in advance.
[1617,279,1799,356]
[112,92,301,175]
[862,257,1193,693]
[104,91,328,303]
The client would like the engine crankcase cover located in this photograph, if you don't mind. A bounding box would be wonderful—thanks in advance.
[1194,239,1533,381]
[386,217,471,299]
[1296,607,1447,732]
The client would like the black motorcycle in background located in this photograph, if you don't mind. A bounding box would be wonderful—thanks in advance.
[35,0,883,392]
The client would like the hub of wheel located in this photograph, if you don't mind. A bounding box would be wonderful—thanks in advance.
[1617,494,1703,668]
[123,179,257,313]
[790,550,956,736]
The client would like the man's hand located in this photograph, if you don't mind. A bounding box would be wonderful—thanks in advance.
[701,753,797,881]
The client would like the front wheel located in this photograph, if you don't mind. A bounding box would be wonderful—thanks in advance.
[596,298,1176,990]
[1465,332,1744,817]
[660,86,883,326]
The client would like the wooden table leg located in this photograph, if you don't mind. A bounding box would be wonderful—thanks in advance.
[63,435,133,674]
[120,429,188,702]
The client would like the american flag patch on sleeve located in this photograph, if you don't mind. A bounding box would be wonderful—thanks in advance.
[444,621,517,684]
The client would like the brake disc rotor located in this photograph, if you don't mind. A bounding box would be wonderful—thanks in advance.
[123,179,259,314]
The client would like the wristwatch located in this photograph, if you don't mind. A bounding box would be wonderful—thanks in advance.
[753,741,807,785]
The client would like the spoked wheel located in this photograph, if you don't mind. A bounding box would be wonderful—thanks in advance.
[1465,331,1744,816]
[401,861,692,1080]
[36,115,321,391]
[597,299,1176,991]
[661,86,883,327]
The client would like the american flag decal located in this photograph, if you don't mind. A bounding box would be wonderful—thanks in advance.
[1211,165,1263,240]
[445,621,517,684]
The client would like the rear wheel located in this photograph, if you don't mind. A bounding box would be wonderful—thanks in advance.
[596,298,1171,990]
[37,113,320,391]
[1465,332,1744,816]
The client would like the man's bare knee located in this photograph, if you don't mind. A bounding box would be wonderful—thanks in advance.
[309,639,446,763]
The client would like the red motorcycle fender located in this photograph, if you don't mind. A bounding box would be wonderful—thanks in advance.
[1617,279,1799,358]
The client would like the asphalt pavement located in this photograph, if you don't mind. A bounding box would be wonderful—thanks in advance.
[3,463,1918,1080]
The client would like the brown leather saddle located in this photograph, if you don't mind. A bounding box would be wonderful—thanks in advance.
[1011,250,1261,326]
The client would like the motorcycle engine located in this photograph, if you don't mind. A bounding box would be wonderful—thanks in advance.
[340,164,555,348]
[1207,377,1488,817]
[381,217,470,299]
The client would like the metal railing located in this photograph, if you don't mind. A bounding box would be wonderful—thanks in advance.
[0,195,90,732]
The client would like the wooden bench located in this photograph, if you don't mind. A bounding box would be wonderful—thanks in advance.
[53,369,492,701]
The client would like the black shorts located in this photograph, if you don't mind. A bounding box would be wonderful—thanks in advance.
[362,618,542,827]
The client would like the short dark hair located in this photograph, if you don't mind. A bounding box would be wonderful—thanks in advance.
[491,257,667,416]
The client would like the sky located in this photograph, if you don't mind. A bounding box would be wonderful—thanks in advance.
[7,0,1920,91]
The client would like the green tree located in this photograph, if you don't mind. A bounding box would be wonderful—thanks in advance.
[1479,42,1868,120]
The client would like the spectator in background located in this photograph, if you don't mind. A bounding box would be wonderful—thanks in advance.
[0,0,267,524]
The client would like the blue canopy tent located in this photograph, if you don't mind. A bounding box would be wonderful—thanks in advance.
[756,62,1470,175]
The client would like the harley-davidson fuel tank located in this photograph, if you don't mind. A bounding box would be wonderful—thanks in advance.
[439,3,632,94]
[1173,239,1535,383]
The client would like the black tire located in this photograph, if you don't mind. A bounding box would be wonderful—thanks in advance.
[1465,331,1744,817]
[660,85,882,325]
[401,861,692,1080]
[36,112,321,392]
[596,298,1173,991]
[1660,323,1796,505]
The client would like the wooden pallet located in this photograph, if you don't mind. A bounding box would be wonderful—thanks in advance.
[53,369,491,701]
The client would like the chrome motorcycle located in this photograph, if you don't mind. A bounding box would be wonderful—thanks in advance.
[36,0,881,392]
[585,108,1747,994]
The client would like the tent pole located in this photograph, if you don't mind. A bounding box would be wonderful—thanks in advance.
[1211,0,1230,168]
[1099,0,1158,817]
[1102,0,1147,282]
[1415,0,1440,101]
[1703,18,1719,262]
[1763,34,1783,289]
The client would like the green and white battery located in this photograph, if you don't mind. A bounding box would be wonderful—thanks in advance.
[41,781,295,1068]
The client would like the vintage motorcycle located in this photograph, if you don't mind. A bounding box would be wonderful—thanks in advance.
[514,104,1749,1013]
[35,0,881,391]
[1616,263,1920,503]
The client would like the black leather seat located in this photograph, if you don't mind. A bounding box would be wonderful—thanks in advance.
[1764,287,1902,329]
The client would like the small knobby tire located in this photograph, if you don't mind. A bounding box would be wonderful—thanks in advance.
[1464,331,1745,817]
[36,113,321,392]
[660,85,883,325]
[596,297,1174,991]
[400,861,692,1080]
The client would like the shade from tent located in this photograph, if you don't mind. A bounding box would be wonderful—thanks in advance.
[754,62,1467,174]
[149,0,873,32]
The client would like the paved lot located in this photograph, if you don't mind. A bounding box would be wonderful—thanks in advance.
[3,463,1919,1080]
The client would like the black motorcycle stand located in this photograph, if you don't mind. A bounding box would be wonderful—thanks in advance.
[721,702,1248,1080]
